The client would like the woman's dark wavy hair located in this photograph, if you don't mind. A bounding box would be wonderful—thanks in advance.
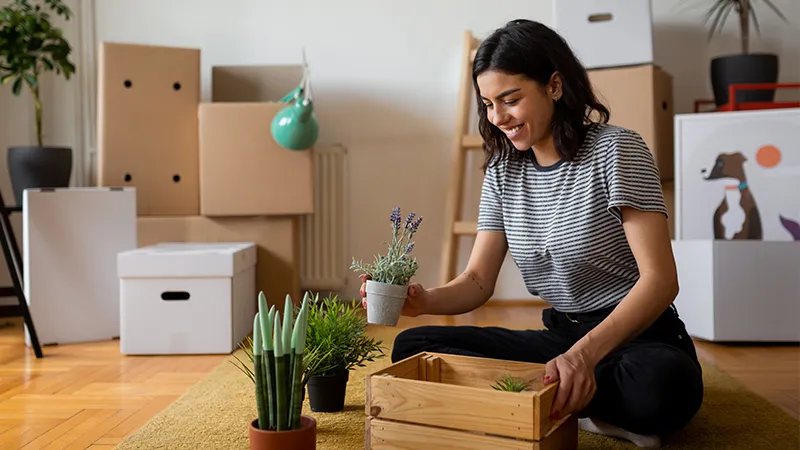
[473,19,610,171]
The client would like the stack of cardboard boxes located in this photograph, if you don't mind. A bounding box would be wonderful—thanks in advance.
[553,1,675,236]
[96,42,314,306]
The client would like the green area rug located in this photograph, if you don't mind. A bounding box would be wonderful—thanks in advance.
[116,326,799,449]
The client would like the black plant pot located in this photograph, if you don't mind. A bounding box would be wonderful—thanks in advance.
[7,146,73,207]
[710,53,779,107]
[307,369,349,412]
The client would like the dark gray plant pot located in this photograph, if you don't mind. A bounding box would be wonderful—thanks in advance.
[307,369,349,412]
[7,146,73,206]
[710,53,779,107]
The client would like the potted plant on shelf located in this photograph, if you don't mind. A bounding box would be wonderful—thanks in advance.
[232,292,317,450]
[351,206,423,326]
[302,292,385,412]
[702,0,789,106]
[0,0,76,207]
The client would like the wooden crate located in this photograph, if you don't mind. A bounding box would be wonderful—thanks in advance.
[365,352,578,449]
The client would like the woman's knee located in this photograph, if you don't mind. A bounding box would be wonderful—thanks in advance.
[621,351,704,434]
[592,346,704,435]
[390,326,440,363]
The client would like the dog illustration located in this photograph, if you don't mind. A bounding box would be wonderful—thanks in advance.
[701,152,763,240]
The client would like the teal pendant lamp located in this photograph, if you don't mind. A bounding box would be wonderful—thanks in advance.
[271,52,319,151]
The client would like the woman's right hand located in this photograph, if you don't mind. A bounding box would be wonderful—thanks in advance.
[359,275,429,317]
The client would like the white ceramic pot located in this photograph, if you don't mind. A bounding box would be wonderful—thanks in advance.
[365,280,408,326]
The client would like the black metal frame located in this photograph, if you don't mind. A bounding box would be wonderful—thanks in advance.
[0,189,43,358]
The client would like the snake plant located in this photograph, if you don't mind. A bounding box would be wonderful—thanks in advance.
[240,291,310,431]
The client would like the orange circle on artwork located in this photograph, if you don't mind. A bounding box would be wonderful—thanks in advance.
[756,145,781,168]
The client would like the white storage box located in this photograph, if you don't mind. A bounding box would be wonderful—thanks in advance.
[118,242,257,355]
[672,240,800,342]
[23,187,137,346]
[553,0,653,69]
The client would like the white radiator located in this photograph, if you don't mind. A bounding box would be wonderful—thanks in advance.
[300,144,349,292]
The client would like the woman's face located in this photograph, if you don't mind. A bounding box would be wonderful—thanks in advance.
[476,70,562,151]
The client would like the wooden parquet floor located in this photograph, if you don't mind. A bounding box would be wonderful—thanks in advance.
[0,304,796,448]
[0,318,226,449]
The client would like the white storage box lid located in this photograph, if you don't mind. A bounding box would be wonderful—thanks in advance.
[118,242,257,278]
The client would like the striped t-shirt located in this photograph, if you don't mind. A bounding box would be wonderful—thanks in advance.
[477,123,668,313]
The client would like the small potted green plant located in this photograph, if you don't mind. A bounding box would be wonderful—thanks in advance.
[701,0,789,106]
[351,206,423,326]
[232,292,317,450]
[303,292,385,412]
[0,0,76,206]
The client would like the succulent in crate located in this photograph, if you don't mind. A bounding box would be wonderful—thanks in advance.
[491,374,531,393]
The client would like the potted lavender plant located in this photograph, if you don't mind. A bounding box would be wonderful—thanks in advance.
[351,206,423,326]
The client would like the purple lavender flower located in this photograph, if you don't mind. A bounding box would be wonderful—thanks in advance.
[404,242,415,254]
[404,212,416,229]
[410,215,423,233]
[390,206,401,228]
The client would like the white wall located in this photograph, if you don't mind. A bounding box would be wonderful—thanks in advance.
[0,0,88,304]
[91,0,800,303]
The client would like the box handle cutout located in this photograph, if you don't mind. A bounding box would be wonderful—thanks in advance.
[588,13,613,23]
[161,291,190,301]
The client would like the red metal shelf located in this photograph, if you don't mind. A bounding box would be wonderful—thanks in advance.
[694,82,800,113]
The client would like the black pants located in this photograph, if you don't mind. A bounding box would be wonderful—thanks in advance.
[392,304,704,436]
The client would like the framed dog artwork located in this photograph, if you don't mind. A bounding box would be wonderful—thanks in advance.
[674,108,800,242]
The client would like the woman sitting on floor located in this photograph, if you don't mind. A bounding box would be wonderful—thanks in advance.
[360,19,703,448]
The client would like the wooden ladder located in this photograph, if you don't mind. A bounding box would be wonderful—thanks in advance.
[439,31,484,289]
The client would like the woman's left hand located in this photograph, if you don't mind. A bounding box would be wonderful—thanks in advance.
[543,350,597,420]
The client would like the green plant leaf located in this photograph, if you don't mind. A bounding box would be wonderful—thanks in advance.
[302,292,386,378]
[23,73,36,88]
[11,77,22,95]
[0,0,76,142]
[490,375,531,393]
[697,0,791,42]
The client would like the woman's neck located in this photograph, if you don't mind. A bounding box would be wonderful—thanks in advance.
[531,133,560,166]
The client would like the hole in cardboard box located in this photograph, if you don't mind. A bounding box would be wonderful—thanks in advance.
[124,80,132,88]
[161,291,190,301]
[588,13,613,22]
[173,174,181,182]
[124,173,132,182]
[173,82,181,91]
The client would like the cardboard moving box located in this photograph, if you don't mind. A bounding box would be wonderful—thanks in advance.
[97,42,201,215]
[588,64,674,181]
[198,102,314,216]
[211,65,305,102]
[137,216,300,307]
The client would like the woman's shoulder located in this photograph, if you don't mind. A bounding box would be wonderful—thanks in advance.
[581,122,651,160]
[585,122,647,148]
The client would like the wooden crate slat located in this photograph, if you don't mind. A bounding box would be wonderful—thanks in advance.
[370,353,421,380]
[534,382,558,440]
[368,375,536,440]
[367,415,578,450]
[368,417,534,449]
[428,352,547,390]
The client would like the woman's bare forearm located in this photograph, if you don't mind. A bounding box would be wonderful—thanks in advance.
[424,270,494,315]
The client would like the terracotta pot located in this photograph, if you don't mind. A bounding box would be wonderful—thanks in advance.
[249,415,317,450]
